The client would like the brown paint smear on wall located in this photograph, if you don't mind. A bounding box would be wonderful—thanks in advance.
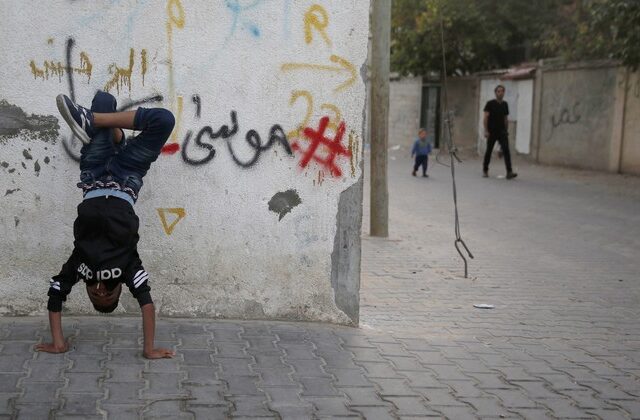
[104,49,148,93]
[29,52,92,82]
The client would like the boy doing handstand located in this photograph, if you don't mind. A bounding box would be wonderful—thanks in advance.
[36,91,175,359]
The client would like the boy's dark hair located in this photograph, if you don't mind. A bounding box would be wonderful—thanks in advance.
[495,85,505,93]
[92,301,119,313]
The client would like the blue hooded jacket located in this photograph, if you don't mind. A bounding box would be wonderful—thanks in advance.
[411,136,433,157]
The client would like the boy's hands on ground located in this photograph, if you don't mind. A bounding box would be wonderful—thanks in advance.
[143,348,175,359]
[35,340,70,354]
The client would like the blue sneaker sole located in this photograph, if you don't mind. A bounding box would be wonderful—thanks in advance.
[56,94,91,145]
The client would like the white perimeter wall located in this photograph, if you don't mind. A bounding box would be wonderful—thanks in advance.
[0,0,370,323]
[389,76,422,147]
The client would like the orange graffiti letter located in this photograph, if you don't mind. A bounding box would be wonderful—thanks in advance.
[304,4,331,46]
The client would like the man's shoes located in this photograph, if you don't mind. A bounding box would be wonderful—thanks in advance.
[56,94,95,145]
[422,174,428,178]
[506,172,518,180]
[412,171,417,177]
[482,170,489,178]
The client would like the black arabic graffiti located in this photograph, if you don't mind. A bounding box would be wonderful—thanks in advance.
[59,37,293,169]
[181,110,293,168]
[551,101,581,129]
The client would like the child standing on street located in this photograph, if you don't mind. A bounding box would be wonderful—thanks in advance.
[36,91,175,359]
[411,128,432,177]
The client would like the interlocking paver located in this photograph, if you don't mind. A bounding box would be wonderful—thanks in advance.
[0,373,25,393]
[0,393,18,415]
[441,380,485,398]
[358,362,402,378]
[100,403,143,420]
[182,382,226,405]
[538,398,593,418]
[229,396,273,417]
[224,375,263,396]
[299,376,342,397]
[460,396,511,417]
[141,400,193,419]
[14,404,58,419]
[64,372,105,394]
[17,381,63,403]
[0,355,30,373]
[67,355,106,373]
[256,368,296,386]
[104,382,145,404]
[386,395,438,416]
[179,349,215,366]
[327,368,375,387]
[428,404,477,419]
[304,396,358,417]
[186,404,229,419]
[215,356,254,376]
[104,363,144,382]
[58,392,104,416]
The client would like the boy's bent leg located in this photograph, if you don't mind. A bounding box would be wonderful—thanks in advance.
[79,91,120,171]
[112,108,175,176]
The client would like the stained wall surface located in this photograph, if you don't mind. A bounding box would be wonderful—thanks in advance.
[388,76,422,147]
[537,66,618,170]
[445,77,479,152]
[0,0,370,323]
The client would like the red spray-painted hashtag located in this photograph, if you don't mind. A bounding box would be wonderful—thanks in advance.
[291,116,351,177]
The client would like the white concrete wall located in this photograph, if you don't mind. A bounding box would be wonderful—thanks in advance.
[537,66,617,171]
[0,0,370,323]
[389,76,422,147]
[515,79,533,155]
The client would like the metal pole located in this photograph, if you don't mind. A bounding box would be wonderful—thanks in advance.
[370,0,391,237]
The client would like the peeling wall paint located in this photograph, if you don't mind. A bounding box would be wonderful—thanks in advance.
[0,0,369,323]
[0,100,59,143]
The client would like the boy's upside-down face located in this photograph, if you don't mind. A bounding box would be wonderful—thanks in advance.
[85,281,122,313]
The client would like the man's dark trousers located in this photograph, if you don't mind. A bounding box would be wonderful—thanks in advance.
[483,131,513,173]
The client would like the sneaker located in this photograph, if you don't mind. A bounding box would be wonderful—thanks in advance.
[506,172,518,180]
[422,174,429,178]
[56,94,95,144]
[482,170,489,178]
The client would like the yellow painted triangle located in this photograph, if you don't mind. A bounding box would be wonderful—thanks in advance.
[157,208,186,235]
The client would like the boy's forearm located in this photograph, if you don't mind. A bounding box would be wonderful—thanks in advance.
[140,303,175,359]
[48,311,66,348]
[141,303,155,353]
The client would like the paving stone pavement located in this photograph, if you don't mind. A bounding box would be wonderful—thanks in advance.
[1,152,639,419]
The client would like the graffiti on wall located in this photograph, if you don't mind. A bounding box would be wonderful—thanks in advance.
[157,207,186,235]
[22,1,362,185]
[280,3,360,183]
[551,101,582,130]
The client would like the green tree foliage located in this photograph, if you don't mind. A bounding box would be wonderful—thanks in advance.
[392,0,640,75]
[577,0,640,69]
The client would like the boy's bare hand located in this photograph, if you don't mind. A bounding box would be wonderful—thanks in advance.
[35,340,70,354]
[143,348,175,359]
